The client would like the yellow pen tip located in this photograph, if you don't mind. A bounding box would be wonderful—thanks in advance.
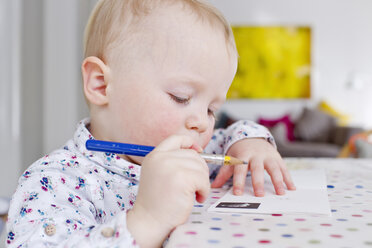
[224,156,247,166]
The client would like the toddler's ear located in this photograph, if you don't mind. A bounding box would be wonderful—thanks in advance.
[82,56,111,106]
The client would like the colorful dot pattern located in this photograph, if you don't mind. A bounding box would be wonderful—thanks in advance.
[166,158,372,248]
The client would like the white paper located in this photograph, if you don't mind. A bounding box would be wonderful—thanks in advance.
[208,169,331,216]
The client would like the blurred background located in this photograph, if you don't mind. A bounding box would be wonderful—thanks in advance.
[1,0,372,198]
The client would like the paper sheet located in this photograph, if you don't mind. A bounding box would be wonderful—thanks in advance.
[208,169,331,215]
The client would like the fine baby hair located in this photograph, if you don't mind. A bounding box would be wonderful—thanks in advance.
[84,0,237,61]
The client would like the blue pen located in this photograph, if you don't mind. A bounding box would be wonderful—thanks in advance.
[85,139,247,166]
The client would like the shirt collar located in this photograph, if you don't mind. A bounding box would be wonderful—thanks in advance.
[72,118,141,182]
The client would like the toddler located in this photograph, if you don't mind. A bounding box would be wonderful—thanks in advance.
[6,0,295,247]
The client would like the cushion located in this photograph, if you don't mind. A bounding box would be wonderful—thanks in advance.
[294,108,336,142]
[318,101,350,126]
[277,141,341,157]
[268,122,288,144]
[355,139,372,158]
[258,114,295,141]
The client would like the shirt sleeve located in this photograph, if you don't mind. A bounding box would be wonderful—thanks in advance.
[204,120,276,177]
[6,162,139,248]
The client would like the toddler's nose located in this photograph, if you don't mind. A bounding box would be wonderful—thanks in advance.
[185,112,208,133]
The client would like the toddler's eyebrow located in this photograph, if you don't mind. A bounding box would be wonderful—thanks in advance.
[170,75,205,87]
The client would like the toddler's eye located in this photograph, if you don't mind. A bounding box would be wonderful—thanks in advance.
[169,94,190,105]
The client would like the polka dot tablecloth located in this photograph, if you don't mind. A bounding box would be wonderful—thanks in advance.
[166,158,372,248]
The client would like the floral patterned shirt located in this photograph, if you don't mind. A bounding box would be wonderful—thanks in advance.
[6,118,274,247]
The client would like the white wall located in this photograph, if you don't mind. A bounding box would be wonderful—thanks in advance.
[0,0,21,197]
[43,0,89,155]
[21,0,44,187]
[41,1,95,155]
[0,0,93,197]
[210,0,372,128]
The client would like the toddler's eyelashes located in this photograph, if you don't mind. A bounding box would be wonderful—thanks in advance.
[169,94,190,105]
[168,93,217,119]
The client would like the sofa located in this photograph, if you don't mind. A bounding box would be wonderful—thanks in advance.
[270,121,362,157]
[216,108,363,158]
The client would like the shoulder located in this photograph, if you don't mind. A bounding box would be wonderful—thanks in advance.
[21,146,85,181]
[16,143,106,202]
[8,145,103,220]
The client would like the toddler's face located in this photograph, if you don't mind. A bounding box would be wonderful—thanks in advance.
[104,6,237,163]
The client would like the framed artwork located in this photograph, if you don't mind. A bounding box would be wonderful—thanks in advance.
[227,26,311,99]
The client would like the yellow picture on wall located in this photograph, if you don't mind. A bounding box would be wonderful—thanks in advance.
[227,26,311,99]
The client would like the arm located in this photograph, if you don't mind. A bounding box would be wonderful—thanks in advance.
[126,135,210,248]
[6,163,138,247]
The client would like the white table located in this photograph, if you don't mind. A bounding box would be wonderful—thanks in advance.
[166,158,372,248]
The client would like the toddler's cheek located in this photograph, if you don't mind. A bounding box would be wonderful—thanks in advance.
[201,131,214,149]
[149,121,180,144]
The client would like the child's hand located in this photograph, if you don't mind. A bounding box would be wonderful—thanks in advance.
[211,138,296,197]
[127,135,210,248]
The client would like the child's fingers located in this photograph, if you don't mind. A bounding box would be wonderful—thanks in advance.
[265,159,285,195]
[155,135,194,152]
[211,165,233,188]
[250,158,265,197]
[232,164,248,195]
[279,161,296,190]
[194,172,211,203]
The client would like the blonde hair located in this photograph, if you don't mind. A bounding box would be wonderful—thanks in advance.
[83,0,237,61]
